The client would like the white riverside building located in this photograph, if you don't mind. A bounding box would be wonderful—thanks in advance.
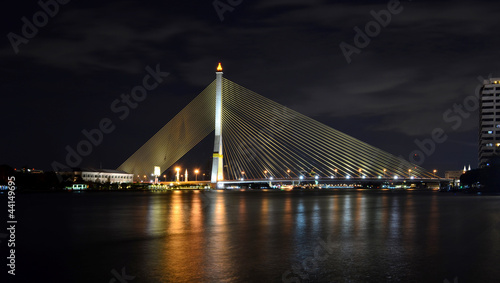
[58,169,134,184]
[479,78,500,167]
[79,169,133,183]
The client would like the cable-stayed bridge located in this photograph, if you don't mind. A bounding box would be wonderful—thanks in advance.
[118,64,439,187]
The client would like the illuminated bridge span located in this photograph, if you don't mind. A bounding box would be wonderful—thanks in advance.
[118,64,436,186]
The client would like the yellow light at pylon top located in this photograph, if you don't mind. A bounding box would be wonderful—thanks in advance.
[217,62,223,72]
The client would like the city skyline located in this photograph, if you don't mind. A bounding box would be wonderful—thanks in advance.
[2,0,499,173]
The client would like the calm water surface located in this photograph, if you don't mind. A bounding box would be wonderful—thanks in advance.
[6,190,500,282]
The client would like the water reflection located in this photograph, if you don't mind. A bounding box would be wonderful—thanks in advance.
[137,191,488,282]
[22,190,500,283]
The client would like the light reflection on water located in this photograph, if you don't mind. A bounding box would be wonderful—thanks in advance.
[14,190,500,282]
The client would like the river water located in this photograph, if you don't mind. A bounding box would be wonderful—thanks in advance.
[7,190,500,282]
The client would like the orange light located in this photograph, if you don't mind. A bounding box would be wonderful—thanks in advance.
[217,62,223,71]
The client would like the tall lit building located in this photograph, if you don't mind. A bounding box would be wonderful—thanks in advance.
[479,78,500,167]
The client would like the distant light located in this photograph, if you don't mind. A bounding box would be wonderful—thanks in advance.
[270,177,274,180]
[315,175,319,180]
[346,175,351,179]
[299,176,304,180]
[362,175,366,179]
[411,176,414,179]
[378,176,382,179]
[394,175,398,180]
[240,178,244,181]
[330,176,334,179]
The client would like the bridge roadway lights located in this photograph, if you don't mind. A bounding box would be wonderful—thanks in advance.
[215,177,450,190]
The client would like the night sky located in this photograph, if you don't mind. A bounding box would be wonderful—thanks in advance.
[1,0,499,174]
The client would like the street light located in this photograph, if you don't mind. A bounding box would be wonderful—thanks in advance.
[334,168,338,178]
[358,168,362,178]
[241,171,245,180]
[383,169,387,179]
[264,170,268,179]
[195,169,199,181]
[408,169,412,178]
[433,169,438,178]
[287,169,291,178]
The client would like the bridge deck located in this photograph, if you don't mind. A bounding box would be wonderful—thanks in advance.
[157,177,450,186]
